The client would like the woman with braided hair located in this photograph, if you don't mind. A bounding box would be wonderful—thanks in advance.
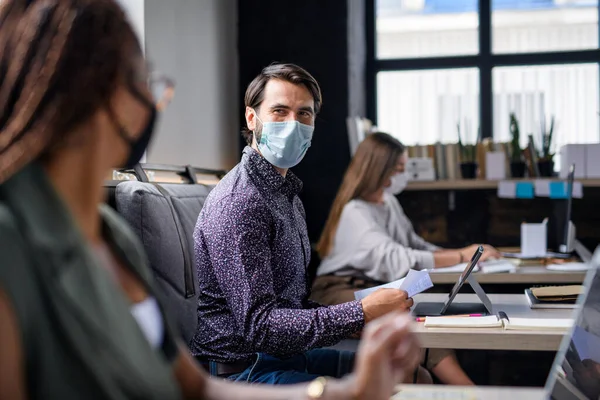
[0,1,422,399]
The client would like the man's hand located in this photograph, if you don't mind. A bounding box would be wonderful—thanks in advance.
[350,312,421,400]
[361,289,413,324]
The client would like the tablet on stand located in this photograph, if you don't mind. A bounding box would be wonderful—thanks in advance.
[412,245,494,316]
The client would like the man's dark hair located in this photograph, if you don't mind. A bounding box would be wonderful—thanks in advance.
[242,63,322,145]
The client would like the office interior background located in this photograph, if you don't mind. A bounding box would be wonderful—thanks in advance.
[3,1,598,393]
[114,0,599,249]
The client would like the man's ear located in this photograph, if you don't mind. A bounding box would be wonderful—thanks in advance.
[245,106,257,132]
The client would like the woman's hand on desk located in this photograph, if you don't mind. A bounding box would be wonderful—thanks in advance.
[460,244,501,263]
[434,244,500,268]
[361,289,413,324]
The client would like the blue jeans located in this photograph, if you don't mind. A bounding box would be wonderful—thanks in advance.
[228,349,355,384]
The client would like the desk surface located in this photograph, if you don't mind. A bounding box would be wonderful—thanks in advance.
[411,293,573,351]
[430,265,587,285]
[392,385,546,400]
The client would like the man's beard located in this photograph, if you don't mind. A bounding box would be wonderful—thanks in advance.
[253,121,263,145]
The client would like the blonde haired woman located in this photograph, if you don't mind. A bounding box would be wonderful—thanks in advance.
[312,132,500,385]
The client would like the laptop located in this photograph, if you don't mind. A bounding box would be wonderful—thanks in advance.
[544,246,600,399]
[393,246,600,400]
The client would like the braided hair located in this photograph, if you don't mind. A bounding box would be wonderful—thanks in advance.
[0,0,141,183]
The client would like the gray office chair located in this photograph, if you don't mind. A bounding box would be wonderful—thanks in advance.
[110,164,221,346]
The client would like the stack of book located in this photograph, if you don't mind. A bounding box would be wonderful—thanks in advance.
[525,285,584,309]
[405,141,511,180]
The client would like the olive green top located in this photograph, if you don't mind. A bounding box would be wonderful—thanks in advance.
[0,163,182,400]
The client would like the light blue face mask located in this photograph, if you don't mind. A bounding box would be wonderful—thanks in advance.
[254,113,314,169]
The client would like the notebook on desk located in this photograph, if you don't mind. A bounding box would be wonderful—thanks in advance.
[423,312,573,331]
[395,246,600,400]
[525,285,583,309]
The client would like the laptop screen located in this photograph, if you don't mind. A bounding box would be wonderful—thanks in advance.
[545,247,600,399]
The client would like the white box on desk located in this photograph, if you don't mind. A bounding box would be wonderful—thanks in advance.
[585,143,600,178]
[521,220,548,258]
[406,158,435,181]
[559,144,586,179]
[485,151,506,180]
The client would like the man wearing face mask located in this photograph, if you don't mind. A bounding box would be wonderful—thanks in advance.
[192,64,418,385]
[312,132,500,385]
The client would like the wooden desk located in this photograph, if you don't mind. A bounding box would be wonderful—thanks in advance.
[392,385,546,399]
[430,266,586,285]
[411,293,572,351]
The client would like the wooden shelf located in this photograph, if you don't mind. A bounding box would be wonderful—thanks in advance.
[405,178,600,191]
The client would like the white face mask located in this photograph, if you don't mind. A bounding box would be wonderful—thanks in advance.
[254,111,314,169]
[384,172,409,195]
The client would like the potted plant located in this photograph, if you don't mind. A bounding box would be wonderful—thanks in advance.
[457,122,477,179]
[509,112,526,178]
[537,116,555,177]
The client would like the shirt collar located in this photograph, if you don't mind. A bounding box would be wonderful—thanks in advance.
[242,146,303,197]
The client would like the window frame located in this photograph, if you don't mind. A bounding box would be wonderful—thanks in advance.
[366,0,600,140]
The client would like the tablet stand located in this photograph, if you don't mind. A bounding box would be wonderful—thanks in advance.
[463,273,493,314]
[412,273,494,317]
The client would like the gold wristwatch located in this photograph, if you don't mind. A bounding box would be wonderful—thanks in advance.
[306,376,327,399]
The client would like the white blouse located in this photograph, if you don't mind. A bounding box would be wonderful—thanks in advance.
[317,193,440,282]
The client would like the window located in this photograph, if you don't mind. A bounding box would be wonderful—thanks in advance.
[377,69,479,145]
[370,0,600,159]
[376,0,479,59]
[492,0,598,54]
[493,64,599,149]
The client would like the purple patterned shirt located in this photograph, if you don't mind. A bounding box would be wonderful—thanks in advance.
[191,147,364,362]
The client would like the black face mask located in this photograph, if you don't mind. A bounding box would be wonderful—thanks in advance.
[115,105,157,169]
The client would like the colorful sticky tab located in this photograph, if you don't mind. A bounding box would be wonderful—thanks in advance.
[549,182,567,199]
[515,182,534,199]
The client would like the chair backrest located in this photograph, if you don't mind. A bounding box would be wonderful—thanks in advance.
[113,180,213,346]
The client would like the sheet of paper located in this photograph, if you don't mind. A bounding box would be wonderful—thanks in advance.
[429,260,514,274]
[353,270,433,300]
[480,261,517,274]
[497,181,516,199]
[401,269,434,297]
[428,263,468,274]
[353,278,405,300]
[534,179,552,197]
[546,262,591,272]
